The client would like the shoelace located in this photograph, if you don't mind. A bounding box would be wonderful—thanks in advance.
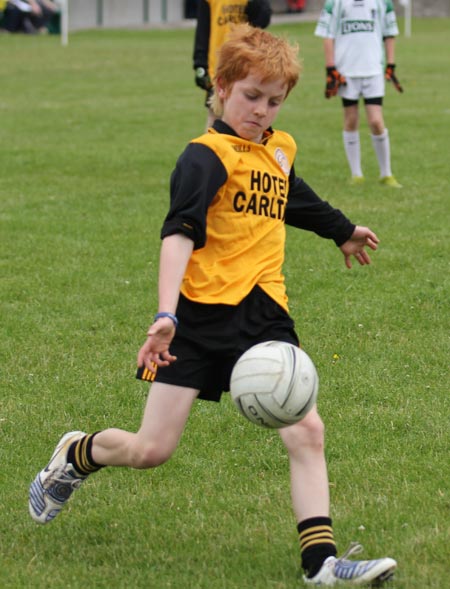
[43,465,84,490]
[338,542,364,562]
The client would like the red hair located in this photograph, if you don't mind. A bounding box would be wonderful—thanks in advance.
[211,24,301,115]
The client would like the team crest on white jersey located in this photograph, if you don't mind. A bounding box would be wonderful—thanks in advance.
[274,148,290,175]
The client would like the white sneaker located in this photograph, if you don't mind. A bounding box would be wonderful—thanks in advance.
[29,431,87,524]
[304,543,397,585]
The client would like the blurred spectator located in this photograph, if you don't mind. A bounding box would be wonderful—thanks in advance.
[1,0,59,34]
[287,0,306,13]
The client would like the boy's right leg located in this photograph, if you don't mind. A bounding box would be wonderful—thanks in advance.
[29,383,199,524]
[280,408,397,585]
[91,383,199,468]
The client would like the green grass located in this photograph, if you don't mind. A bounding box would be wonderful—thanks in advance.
[1,18,449,589]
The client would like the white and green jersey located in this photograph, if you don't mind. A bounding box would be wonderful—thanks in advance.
[315,0,399,77]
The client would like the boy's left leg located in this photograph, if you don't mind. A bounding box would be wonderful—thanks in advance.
[279,407,397,585]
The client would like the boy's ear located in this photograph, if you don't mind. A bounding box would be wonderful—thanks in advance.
[216,76,227,98]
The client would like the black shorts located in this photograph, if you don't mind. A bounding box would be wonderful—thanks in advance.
[154,286,299,402]
[342,96,383,107]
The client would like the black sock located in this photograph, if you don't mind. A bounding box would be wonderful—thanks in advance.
[298,517,337,578]
[67,432,104,476]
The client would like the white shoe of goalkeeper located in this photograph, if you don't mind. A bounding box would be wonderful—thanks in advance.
[304,543,397,586]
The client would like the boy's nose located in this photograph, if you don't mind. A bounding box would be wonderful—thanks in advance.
[254,101,268,116]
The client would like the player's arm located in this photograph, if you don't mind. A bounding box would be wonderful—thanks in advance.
[162,143,227,249]
[138,144,227,372]
[157,235,193,322]
[193,0,212,90]
[323,37,335,68]
[137,234,194,371]
[285,175,355,244]
[384,36,403,92]
[323,38,346,99]
[285,174,378,268]
[315,5,345,97]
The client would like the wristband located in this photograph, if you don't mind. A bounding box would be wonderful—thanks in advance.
[153,312,178,327]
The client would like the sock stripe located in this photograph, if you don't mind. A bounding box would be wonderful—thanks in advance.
[70,434,103,475]
[301,535,336,552]
[300,530,334,543]
[299,524,333,540]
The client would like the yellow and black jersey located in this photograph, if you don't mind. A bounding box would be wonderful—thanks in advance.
[161,120,355,312]
[193,0,272,78]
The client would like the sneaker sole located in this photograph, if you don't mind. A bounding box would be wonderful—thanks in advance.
[370,565,397,586]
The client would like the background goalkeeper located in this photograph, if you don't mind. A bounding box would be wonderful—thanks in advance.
[315,0,403,188]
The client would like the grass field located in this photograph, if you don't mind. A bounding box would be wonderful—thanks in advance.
[1,17,449,589]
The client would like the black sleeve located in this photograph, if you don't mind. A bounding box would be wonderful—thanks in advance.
[193,0,211,70]
[245,0,272,29]
[285,170,355,247]
[161,143,228,249]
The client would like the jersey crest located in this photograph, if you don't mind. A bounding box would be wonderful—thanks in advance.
[274,147,291,175]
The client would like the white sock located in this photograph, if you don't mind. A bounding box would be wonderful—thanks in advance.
[371,129,392,178]
[343,131,363,177]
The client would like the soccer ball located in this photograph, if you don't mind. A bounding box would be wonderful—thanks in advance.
[230,341,319,429]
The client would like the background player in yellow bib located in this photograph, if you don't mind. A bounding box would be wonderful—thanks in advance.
[29,24,397,586]
[193,0,272,129]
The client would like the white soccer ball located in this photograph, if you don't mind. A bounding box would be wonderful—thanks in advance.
[230,341,319,429]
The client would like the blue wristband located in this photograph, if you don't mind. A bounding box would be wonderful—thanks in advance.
[153,312,178,327]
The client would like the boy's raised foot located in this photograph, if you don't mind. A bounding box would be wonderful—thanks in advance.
[29,431,87,524]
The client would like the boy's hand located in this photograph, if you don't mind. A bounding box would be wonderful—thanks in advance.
[137,317,177,374]
[325,66,346,98]
[195,67,213,91]
[339,226,379,269]
[385,63,403,93]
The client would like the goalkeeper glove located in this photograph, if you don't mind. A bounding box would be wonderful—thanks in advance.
[195,67,212,91]
[325,66,346,99]
[385,63,404,93]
